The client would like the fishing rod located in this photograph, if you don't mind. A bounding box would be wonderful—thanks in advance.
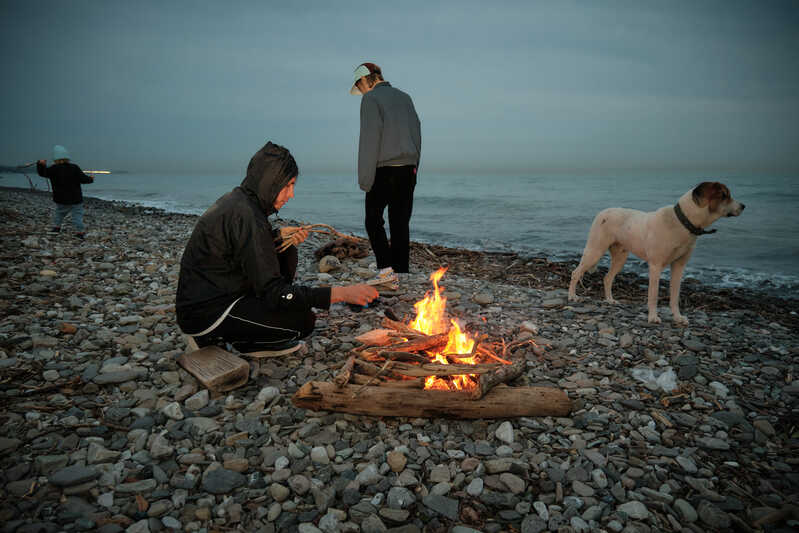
[17,160,111,175]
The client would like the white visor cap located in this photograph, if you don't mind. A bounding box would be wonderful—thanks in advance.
[349,64,373,95]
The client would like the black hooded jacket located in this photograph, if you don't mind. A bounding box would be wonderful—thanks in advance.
[175,142,331,334]
[36,161,94,204]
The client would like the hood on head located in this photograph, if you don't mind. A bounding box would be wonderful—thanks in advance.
[241,141,298,214]
[53,145,71,161]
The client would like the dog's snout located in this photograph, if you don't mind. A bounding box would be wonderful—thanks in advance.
[740,203,746,210]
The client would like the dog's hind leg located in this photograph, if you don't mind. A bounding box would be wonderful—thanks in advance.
[668,253,692,326]
[646,263,665,323]
[604,244,628,304]
[569,246,607,301]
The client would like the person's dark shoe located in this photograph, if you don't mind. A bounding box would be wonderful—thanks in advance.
[75,232,86,240]
[48,227,60,234]
[242,340,305,358]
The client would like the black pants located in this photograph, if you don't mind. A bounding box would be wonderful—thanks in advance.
[364,165,416,273]
[193,245,316,353]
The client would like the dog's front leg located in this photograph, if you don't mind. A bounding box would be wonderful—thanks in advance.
[647,264,664,323]
[669,255,691,326]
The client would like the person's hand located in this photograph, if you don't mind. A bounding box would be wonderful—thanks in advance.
[330,284,379,306]
[280,226,308,245]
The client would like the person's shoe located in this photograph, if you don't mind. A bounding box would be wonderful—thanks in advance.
[48,227,60,234]
[75,232,86,240]
[368,267,400,292]
[243,340,305,359]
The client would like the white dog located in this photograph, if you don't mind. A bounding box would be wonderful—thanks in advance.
[568,182,745,325]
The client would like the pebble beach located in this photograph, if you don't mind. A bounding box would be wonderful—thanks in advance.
[1,187,798,533]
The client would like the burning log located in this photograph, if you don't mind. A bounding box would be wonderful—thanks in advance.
[352,358,407,381]
[381,317,421,336]
[362,333,449,358]
[377,351,430,364]
[388,361,501,378]
[292,381,572,419]
[469,359,525,400]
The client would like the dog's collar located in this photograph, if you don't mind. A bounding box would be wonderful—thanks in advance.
[674,203,716,236]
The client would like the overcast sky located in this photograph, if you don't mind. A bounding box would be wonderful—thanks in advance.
[1,0,797,176]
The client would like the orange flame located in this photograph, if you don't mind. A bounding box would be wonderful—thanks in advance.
[409,267,479,390]
[409,267,449,334]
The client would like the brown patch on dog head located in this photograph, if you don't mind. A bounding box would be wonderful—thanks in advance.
[692,181,730,211]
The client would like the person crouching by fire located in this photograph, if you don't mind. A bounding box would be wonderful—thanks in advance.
[176,141,378,356]
[36,145,94,239]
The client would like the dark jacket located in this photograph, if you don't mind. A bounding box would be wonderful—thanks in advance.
[358,81,422,192]
[36,161,93,204]
[175,142,331,334]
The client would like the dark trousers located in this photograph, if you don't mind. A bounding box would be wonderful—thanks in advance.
[364,165,416,273]
[193,245,316,353]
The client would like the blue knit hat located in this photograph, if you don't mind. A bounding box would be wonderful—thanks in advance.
[53,145,71,161]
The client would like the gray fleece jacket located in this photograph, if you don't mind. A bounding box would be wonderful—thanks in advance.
[358,81,421,192]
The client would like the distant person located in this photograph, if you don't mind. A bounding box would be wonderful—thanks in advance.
[36,145,94,238]
[176,141,378,355]
[351,62,421,276]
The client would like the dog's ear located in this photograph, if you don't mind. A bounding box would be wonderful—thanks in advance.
[692,182,711,206]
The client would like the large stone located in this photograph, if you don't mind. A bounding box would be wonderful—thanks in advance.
[183,417,220,435]
[87,443,120,464]
[310,446,330,465]
[387,451,407,472]
[387,487,416,509]
[184,390,209,410]
[674,498,698,522]
[149,434,174,459]
[288,474,311,495]
[117,479,157,493]
[422,494,459,520]
[355,463,382,486]
[93,370,145,385]
[48,465,100,487]
[521,515,547,533]
[495,421,514,444]
[360,513,387,533]
[202,468,246,494]
[698,500,731,529]
[319,255,341,273]
[617,501,650,520]
[695,437,730,450]
[269,483,290,502]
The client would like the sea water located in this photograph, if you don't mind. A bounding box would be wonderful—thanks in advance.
[4,171,797,297]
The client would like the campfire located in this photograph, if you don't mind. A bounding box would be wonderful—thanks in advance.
[292,268,572,419]
[399,267,513,392]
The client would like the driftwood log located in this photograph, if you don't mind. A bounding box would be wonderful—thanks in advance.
[350,374,424,388]
[334,355,356,388]
[469,359,525,400]
[292,381,572,418]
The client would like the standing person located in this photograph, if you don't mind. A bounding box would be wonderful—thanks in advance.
[351,62,421,276]
[176,141,378,356]
[36,145,94,238]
